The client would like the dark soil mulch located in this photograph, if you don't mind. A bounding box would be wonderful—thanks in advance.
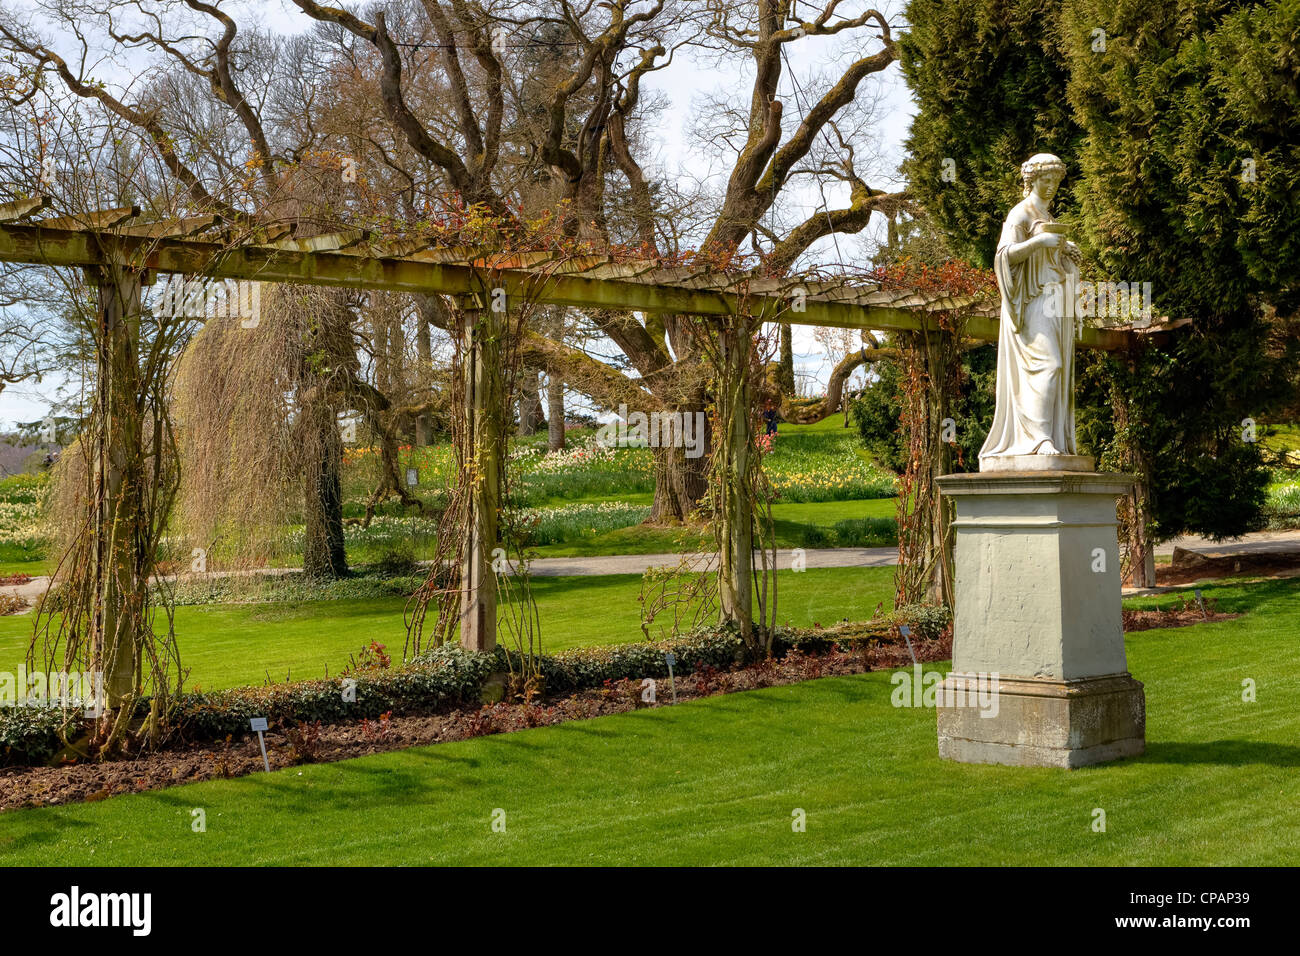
[1156,549,1300,586]
[1122,607,1239,632]
[0,634,949,812]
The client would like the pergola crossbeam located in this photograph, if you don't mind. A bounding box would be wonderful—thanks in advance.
[118,214,224,239]
[0,212,1189,658]
[571,261,663,281]
[0,196,51,223]
[0,220,1166,350]
[36,205,141,231]
[258,230,368,253]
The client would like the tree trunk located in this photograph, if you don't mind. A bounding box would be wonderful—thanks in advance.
[649,434,710,523]
[778,325,796,394]
[302,398,348,579]
[546,370,566,451]
[517,366,544,435]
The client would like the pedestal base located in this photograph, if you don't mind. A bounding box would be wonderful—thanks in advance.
[935,470,1146,769]
[937,672,1145,768]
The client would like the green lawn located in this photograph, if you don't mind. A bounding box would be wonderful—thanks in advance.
[0,566,897,691]
[2,575,1295,866]
[529,497,898,556]
[0,495,898,567]
[0,559,51,577]
[1263,422,1300,457]
[0,416,900,570]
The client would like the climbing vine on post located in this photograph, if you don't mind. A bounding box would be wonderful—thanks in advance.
[35,260,186,755]
[693,306,780,658]
[406,262,553,697]
[887,262,995,608]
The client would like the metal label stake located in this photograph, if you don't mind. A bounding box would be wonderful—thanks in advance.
[900,624,918,665]
[250,717,270,772]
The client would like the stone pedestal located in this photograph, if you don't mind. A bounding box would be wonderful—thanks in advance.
[934,471,1145,768]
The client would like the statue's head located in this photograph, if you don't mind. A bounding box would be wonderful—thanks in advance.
[1021,153,1066,200]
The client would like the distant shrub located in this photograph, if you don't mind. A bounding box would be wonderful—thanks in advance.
[371,540,420,576]
[850,362,906,473]
[162,570,428,607]
[830,517,898,547]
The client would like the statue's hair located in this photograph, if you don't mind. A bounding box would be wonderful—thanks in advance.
[1021,153,1066,197]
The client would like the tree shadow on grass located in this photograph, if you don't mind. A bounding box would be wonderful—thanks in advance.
[1141,740,1300,766]
[1137,576,1300,617]
[0,813,97,853]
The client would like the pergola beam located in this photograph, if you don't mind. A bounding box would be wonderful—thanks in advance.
[118,214,224,239]
[37,205,141,231]
[0,196,51,223]
[0,220,1146,350]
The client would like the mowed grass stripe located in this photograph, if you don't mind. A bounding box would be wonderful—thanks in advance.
[1,578,1297,866]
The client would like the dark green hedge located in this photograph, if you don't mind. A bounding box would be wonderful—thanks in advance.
[0,706,76,765]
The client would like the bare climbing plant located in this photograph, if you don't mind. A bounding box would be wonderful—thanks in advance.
[34,262,187,756]
[889,261,996,607]
[688,296,781,658]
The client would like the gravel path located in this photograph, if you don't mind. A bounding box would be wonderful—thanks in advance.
[3,531,1296,611]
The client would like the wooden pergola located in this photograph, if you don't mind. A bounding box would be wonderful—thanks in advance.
[0,200,1180,656]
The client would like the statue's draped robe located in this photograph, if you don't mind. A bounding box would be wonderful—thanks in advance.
[979,200,1079,464]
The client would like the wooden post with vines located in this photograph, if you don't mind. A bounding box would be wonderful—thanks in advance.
[91,262,145,713]
[895,324,960,609]
[716,316,755,638]
[1111,352,1157,587]
[34,252,184,755]
[458,297,504,652]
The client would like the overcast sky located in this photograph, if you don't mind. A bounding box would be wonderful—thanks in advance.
[0,0,916,430]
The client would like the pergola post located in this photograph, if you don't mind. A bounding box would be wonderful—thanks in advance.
[458,297,505,652]
[89,263,145,709]
[895,327,958,608]
[717,318,755,638]
[924,329,956,608]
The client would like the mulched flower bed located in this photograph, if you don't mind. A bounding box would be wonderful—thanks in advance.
[0,635,948,812]
[1122,606,1240,632]
[1157,550,1300,586]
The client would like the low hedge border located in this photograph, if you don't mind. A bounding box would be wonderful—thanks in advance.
[1,606,948,766]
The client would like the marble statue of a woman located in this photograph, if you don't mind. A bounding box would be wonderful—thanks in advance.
[979,153,1090,471]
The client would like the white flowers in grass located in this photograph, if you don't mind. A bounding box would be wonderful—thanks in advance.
[518,501,651,545]
[275,515,440,552]
[0,481,49,548]
[1267,482,1300,516]
[521,438,618,474]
